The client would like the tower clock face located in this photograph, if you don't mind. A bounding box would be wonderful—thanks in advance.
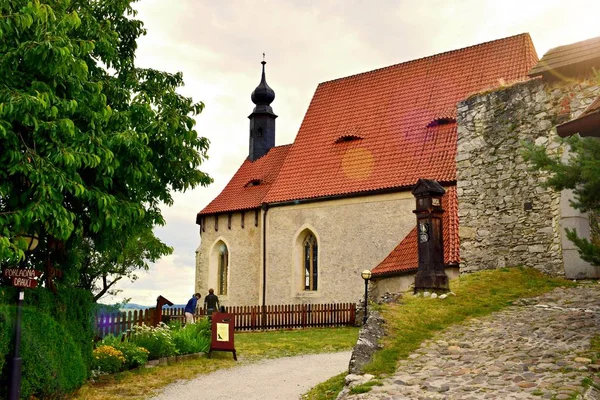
[432,198,440,206]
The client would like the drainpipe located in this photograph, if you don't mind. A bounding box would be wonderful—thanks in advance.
[261,203,268,329]
[261,203,269,307]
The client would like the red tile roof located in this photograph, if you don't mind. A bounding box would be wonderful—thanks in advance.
[529,36,600,79]
[263,33,538,204]
[371,186,459,277]
[198,33,537,217]
[198,145,291,216]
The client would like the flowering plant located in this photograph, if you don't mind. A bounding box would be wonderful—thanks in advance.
[91,345,126,374]
[101,334,150,369]
[129,322,176,359]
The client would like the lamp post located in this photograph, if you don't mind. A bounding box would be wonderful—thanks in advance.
[361,269,371,325]
[9,233,38,400]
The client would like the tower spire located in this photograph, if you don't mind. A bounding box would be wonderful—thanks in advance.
[248,56,277,161]
[251,56,275,111]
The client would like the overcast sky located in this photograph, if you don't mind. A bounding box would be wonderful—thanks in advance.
[106,0,600,306]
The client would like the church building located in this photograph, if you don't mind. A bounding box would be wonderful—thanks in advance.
[196,34,538,305]
[195,33,544,307]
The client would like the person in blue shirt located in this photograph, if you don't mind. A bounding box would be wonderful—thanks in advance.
[184,293,201,324]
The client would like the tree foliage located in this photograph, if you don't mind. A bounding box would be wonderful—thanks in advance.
[524,135,600,266]
[0,0,212,298]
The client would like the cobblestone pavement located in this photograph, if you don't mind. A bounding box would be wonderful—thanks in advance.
[340,284,600,400]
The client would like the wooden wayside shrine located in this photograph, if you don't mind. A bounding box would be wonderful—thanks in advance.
[412,178,449,292]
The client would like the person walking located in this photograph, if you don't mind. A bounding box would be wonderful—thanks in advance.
[184,293,201,324]
[204,288,220,318]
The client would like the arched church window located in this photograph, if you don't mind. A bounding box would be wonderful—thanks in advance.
[257,127,263,137]
[218,243,229,295]
[303,233,318,291]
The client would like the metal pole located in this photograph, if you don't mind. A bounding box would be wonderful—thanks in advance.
[363,279,369,325]
[8,290,24,400]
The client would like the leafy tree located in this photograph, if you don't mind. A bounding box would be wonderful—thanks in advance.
[76,229,172,301]
[524,135,600,266]
[0,0,211,298]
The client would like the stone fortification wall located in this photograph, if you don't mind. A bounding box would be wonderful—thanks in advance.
[456,78,599,275]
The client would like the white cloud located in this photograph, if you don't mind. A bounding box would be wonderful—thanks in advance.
[109,0,600,305]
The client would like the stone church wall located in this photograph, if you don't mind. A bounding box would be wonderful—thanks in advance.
[195,211,262,306]
[456,78,600,275]
[265,191,417,305]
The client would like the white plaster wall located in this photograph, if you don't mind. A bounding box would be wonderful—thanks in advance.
[371,275,415,298]
[195,211,262,306]
[264,192,416,305]
[559,168,598,278]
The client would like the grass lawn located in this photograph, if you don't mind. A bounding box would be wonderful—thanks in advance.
[302,267,575,399]
[72,326,359,400]
[73,267,573,400]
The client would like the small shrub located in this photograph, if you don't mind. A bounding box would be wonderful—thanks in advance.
[166,319,183,331]
[129,323,176,359]
[100,334,150,369]
[172,318,211,354]
[91,345,126,374]
[118,342,150,369]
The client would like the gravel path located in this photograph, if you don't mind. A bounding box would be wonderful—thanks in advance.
[339,284,600,399]
[150,351,351,400]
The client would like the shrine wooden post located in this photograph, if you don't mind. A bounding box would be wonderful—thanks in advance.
[412,179,449,292]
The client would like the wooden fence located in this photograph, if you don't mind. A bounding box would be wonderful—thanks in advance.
[94,302,356,338]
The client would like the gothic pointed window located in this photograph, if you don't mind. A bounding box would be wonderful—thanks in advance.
[218,244,229,295]
[303,233,318,291]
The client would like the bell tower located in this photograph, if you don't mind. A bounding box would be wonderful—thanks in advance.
[248,57,277,161]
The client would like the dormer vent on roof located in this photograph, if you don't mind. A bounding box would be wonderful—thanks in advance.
[334,134,364,143]
[244,178,263,188]
[248,57,278,162]
[426,117,456,128]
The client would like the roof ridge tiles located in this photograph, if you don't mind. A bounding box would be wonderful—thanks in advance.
[317,33,533,87]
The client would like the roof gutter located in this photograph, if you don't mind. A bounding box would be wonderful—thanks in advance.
[557,111,600,138]
[265,181,456,209]
[195,182,457,218]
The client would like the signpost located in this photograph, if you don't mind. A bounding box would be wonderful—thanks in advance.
[3,269,42,289]
[208,312,237,360]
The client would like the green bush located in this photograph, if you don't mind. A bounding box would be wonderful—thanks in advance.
[129,323,176,359]
[100,334,149,369]
[0,307,12,375]
[91,345,126,374]
[0,305,87,399]
[172,318,211,355]
[0,286,95,372]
